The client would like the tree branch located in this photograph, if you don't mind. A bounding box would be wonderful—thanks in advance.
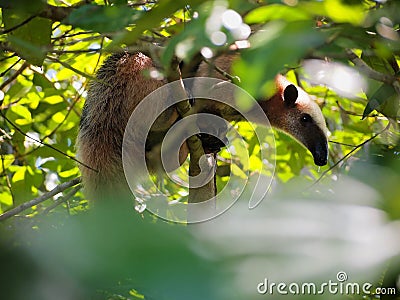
[203,58,240,83]
[0,177,81,221]
[43,184,82,215]
[40,1,92,22]
[165,62,217,220]
[345,49,397,85]
[39,4,75,22]
[346,49,400,110]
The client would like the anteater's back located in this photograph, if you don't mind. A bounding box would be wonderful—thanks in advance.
[77,52,166,201]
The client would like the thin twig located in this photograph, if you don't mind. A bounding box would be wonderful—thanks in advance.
[0,58,22,77]
[0,61,29,91]
[48,49,102,54]
[329,140,357,148]
[47,57,98,81]
[0,53,17,63]
[312,123,390,186]
[128,1,157,7]
[0,15,36,35]
[20,92,81,158]
[38,1,90,22]
[94,37,105,71]
[0,177,81,221]
[0,127,12,140]
[53,34,104,47]
[52,30,94,40]
[336,100,380,118]
[0,111,98,172]
[42,96,80,140]
[43,184,82,214]
[203,58,240,83]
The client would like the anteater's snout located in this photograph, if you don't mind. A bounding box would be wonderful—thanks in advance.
[312,141,328,166]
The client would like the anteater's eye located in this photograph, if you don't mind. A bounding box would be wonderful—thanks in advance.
[300,113,312,124]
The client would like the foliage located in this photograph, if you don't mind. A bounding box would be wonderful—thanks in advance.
[0,0,399,299]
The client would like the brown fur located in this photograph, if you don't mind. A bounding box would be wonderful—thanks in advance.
[77,52,169,200]
[77,52,328,201]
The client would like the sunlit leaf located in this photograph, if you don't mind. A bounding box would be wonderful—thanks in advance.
[9,104,32,124]
[300,0,366,26]
[44,96,64,104]
[245,4,310,23]
[58,168,80,178]
[11,166,26,182]
[0,155,15,173]
[51,112,66,123]
[0,191,13,207]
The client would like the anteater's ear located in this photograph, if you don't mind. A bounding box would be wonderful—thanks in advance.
[283,84,298,107]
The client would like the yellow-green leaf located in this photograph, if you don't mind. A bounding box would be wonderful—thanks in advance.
[10,104,32,123]
[245,4,310,24]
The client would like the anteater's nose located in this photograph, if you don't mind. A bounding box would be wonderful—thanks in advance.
[313,142,328,166]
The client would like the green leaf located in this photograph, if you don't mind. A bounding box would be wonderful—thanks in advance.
[111,0,203,46]
[11,166,27,183]
[0,155,15,173]
[361,53,395,75]
[109,0,127,4]
[0,191,13,207]
[9,104,33,125]
[0,0,45,13]
[59,167,80,179]
[300,0,366,26]
[162,13,210,68]
[245,4,311,24]
[65,4,139,33]
[10,166,40,206]
[363,83,399,119]
[5,80,32,101]
[233,20,326,98]
[323,0,366,25]
[33,73,53,90]
[51,112,66,124]
[2,9,52,66]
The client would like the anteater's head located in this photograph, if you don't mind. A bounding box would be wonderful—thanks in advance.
[263,75,328,166]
